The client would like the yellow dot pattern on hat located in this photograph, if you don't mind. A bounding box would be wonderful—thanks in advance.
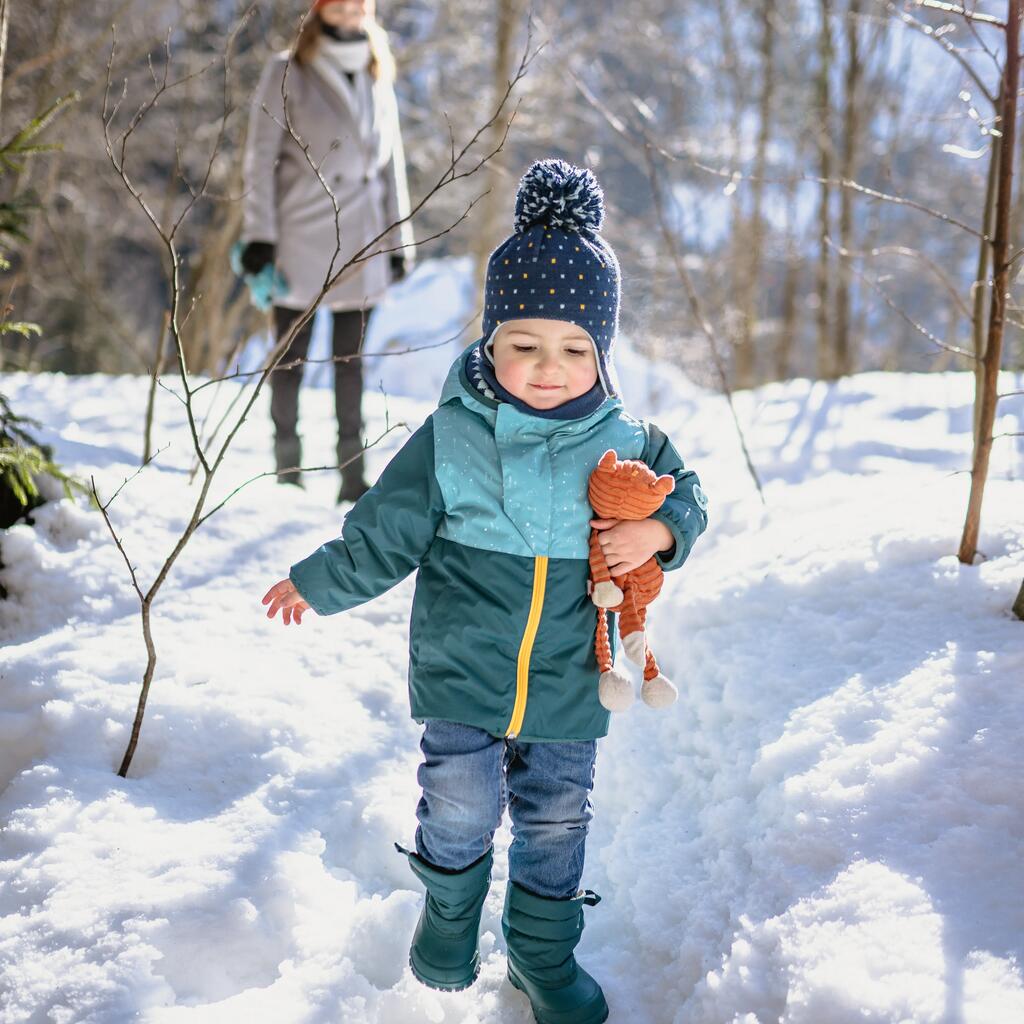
[485,227,619,361]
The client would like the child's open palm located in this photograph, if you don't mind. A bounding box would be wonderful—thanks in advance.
[262,579,311,625]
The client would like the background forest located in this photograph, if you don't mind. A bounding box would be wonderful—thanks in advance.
[1,0,1019,390]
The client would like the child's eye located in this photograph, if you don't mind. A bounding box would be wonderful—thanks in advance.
[566,349,588,357]
[512,344,536,353]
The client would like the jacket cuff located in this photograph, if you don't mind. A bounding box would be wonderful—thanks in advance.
[650,504,703,572]
[289,554,338,617]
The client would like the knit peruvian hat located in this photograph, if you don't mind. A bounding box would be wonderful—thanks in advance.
[480,159,621,398]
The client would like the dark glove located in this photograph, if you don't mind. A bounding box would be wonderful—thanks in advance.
[390,253,409,282]
[241,240,276,276]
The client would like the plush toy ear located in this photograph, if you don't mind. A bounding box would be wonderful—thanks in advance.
[598,450,618,469]
[654,474,675,495]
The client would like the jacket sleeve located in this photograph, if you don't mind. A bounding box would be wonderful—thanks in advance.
[379,82,416,263]
[644,422,709,572]
[242,55,288,244]
[289,418,444,615]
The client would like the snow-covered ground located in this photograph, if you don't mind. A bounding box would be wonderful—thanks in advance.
[1,330,1023,1022]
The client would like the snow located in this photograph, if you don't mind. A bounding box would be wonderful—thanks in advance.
[1,311,1023,1022]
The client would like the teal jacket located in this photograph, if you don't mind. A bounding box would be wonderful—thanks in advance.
[290,347,709,741]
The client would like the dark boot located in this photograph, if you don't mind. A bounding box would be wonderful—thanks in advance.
[396,843,493,991]
[336,436,370,503]
[503,881,608,1024]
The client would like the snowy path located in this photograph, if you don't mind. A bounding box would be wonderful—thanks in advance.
[1,368,1022,1023]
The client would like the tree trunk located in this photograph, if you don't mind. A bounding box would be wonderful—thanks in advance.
[714,0,745,387]
[834,0,863,376]
[776,171,800,380]
[815,0,835,379]
[0,0,9,135]
[735,0,775,388]
[972,89,1003,447]
[471,0,524,338]
[958,0,1020,564]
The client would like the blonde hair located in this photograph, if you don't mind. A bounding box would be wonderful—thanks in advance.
[293,5,396,82]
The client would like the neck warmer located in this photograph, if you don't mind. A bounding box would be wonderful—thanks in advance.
[319,35,372,72]
[465,340,608,421]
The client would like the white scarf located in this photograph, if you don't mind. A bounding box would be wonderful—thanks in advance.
[311,39,375,147]
[320,37,371,73]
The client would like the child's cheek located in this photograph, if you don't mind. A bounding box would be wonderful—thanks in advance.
[571,362,598,393]
[496,361,527,395]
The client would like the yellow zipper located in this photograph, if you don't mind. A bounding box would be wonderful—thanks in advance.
[505,555,548,738]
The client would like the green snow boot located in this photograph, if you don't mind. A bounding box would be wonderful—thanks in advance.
[502,881,609,1024]
[396,842,493,991]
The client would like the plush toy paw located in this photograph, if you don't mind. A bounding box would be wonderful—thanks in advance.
[592,581,623,608]
[640,674,678,709]
[598,669,634,711]
[620,630,646,666]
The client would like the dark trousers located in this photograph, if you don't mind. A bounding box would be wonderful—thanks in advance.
[270,305,372,489]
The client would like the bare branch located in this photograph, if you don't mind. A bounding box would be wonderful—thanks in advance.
[96,444,171,511]
[840,242,975,320]
[917,0,1005,29]
[192,309,482,394]
[825,236,978,359]
[579,48,991,243]
[90,474,147,603]
[196,422,406,527]
[882,1,996,105]
[570,67,765,501]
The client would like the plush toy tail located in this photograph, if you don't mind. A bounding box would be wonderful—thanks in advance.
[595,607,633,711]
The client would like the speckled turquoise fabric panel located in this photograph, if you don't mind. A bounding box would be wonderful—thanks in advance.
[432,351,647,558]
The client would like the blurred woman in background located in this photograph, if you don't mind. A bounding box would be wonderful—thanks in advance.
[240,0,414,502]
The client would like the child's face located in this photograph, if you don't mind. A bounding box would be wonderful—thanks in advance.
[491,319,599,410]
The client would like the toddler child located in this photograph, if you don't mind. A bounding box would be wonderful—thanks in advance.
[262,159,709,1024]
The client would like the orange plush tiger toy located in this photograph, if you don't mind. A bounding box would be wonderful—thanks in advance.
[587,450,677,711]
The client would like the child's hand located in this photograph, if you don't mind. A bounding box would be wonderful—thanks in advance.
[262,578,311,625]
[589,518,675,576]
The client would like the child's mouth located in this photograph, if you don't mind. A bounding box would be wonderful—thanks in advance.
[530,383,563,391]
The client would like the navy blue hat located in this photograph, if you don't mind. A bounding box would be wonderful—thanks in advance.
[481,159,621,396]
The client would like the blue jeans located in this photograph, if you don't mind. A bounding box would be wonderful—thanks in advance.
[414,719,597,899]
